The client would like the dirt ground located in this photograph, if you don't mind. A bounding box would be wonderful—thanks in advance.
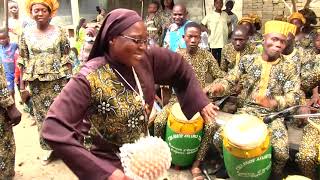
[12,104,77,180]
[10,98,198,180]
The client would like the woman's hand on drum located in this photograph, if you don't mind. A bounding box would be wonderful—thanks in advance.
[200,103,219,123]
[254,95,278,109]
[108,169,132,180]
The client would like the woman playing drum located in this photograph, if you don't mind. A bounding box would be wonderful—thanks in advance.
[41,9,218,180]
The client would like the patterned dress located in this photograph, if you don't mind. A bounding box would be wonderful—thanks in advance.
[0,64,15,179]
[295,29,318,50]
[18,26,71,150]
[300,49,320,95]
[156,9,172,47]
[144,14,163,46]
[85,64,148,147]
[154,48,226,161]
[212,54,301,175]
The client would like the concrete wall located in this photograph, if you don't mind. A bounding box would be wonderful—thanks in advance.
[0,0,4,26]
[243,0,320,30]
[10,0,320,29]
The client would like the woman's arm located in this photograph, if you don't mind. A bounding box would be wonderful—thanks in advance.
[146,47,211,119]
[41,74,118,180]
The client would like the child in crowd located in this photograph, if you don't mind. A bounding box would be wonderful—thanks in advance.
[0,29,18,99]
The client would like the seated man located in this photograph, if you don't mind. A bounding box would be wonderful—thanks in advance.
[220,25,256,73]
[296,31,320,179]
[208,20,300,179]
[220,25,257,110]
[238,15,263,47]
[154,22,226,179]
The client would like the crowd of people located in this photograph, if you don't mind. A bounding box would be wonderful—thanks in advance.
[0,0,320,180]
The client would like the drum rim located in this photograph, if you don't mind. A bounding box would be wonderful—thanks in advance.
[223,134,271,158]
[170,103,202,123]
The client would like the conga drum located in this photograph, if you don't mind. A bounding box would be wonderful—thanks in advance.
[223,114,272,180]
[165,103,204,167]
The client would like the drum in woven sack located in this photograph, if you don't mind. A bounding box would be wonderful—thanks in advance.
[165,102,204,167]
[223,114,272,180]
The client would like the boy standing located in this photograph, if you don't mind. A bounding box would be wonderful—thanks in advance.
[0,30,18,98]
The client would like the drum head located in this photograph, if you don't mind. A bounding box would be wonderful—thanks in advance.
[224,114,268,150]
[285,175,311,180]
[171,103,200,121]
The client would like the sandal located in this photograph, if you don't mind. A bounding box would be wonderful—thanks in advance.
[191,167,205,180]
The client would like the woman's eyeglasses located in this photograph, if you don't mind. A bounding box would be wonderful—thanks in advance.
[120,34,148,45]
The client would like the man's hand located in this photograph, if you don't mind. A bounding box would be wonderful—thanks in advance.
[297,106,311,125]
[204,84,225,96]
[7,105,22,126]
[254,95,278,109]
[108,169,131,180]
[200,103,219,124]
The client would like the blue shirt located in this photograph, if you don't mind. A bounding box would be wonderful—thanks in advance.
[0,43,18,73]
[164,20,191,52]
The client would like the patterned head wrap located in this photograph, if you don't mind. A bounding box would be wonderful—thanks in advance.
[238,16,253,25]
[288,12,306,24]
[25,0,59,16]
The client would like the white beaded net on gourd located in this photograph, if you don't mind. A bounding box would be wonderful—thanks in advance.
[119,136,172,180]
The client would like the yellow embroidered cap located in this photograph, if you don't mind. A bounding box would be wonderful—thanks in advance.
[238,16,253,25]
[288,12,306,24]
[25,0,59,16]
[264,20,297,37]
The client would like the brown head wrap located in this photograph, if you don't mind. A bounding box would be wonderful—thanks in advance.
[88,9,142,60]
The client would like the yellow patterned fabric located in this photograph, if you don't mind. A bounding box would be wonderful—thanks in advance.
[296,118,320,179]
[0,64,15,179]
[249,13,262,27]
[86,64,147,146]
[221,43,257,72]
[264,20,297,37]
[288,12,306,24]
[0,65,14,109]
[300,49,320,94]
[25,0,59,16]
[144,14,163,46]
[238,16,253,25]
[257,56,280,97]
[177,48,226,88]
[18,26,72,81]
